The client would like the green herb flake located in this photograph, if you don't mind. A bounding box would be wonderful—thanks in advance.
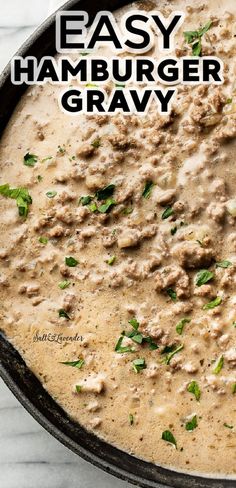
[79,195,93,206]
[171,226,177,235]
[91,137,102,148]
[61,359,84,369]
[192,40,202,56]
[126,331,143,344]
[96,184,116,201]
[129,413,134,425]
[58,280,71,290]
[37,175,43,182]
[132,358,146,373]
[213,355,224,374]
[161,430,177,448]
[216,260,232,269]
[98,198,116,214]
[184,20,212,56]
[129,318,139,330]
[176,318,191,335]
[224,423,233,429]
[58,145,66,155]
[142,180,154,199]
[46,191,57,199]
[89,202,98,212]
[123,207,133,215]
[23,152,38,167]
[38,236,48,245]
[196,269,214,287]
[166,288,177,302]
[185,415,198,431]
[107,255,116,266]
[115,83,126,89]
[143,336,158,350]
[75,385,82,393]
[203,296,222,310]
[58,309,71,320]
[163,344,184,365]
[41,156,53,163]
[187,381,201,401]
[232,322,236,328]
[162,206,174,220]
[232,383,236,394]
[115,336,135,354]
[226,98,232,105]
[0,184,32,218]
[65,256,78,267]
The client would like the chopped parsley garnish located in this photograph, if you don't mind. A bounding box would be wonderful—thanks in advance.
[115,83,126,88]
[129,413,134,425]
[38,236,48,245]
[41,156,53,163]
[46,191,57,199]
[129,318,139,330]
[91,137,102,148]
[185,415,198,431]
[142,336,158,350]
[233,322,236,328]
[58,280,71,290]
[0,184,32,218]
[125,331,143,344]
[142,180,154,199]
[58,145,66,155]
[123,207,133,215]
[37,175,43,182]
[75,385,82,393]
[196,269,214,286]
[58,309,71,320]
[89,202,98,212]
[161,430,177,448]
[171,226,177,235]
[107,255,116,265]
[132,358,146,373]
[213,355,224,374]
[115,336,135,354]
[65,256,78,267]
[98,198,116,213]
[80,195,93,206]
[203,296,222,310]
[166,288,177,301]
[184,20,212,56]
[224,423,233,429]
[176,318,191,335]
[187,381,201,401]
[96,184,115,201]
[162,206,174,220]
[23,152,38,167]
[163,344,184,365]
[216,260,232,269]
[60,359,84,369]
[232,383,236,394]
[116,318,158,352]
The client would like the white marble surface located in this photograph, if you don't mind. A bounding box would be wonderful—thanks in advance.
[0,1,133,487]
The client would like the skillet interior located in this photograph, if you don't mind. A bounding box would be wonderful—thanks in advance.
[0,1,235,487]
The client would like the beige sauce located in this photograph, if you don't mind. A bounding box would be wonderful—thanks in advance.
[1,0,236,477]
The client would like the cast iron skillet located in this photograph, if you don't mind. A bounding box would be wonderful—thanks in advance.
[0,2,234,487]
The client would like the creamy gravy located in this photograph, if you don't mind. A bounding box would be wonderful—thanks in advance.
[1,0,236,477]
